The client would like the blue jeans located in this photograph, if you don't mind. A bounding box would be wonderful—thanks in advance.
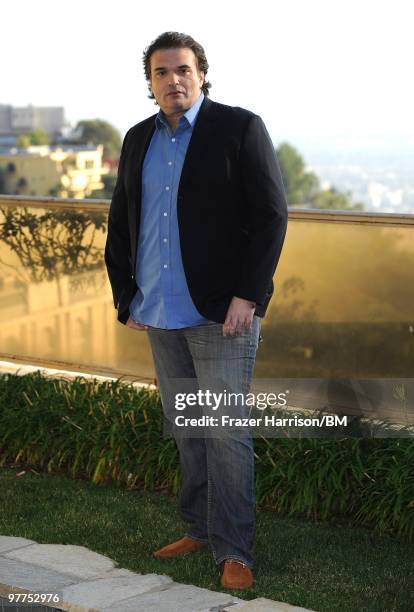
[146,316,261,568]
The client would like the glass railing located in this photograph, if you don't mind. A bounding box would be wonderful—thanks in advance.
[1,195,413,427]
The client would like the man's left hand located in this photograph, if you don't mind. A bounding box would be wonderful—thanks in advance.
[223,296,256,336]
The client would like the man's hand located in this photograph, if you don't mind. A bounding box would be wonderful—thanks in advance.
[223,296,256,336]
[126,316,149,331]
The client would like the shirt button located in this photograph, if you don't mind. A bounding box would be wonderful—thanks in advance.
[168,161,172,165]
[163,212,167,216]
[165,186,170,191]
[163,264,168,269]
[163,238,168,242]
[171,138,176,142]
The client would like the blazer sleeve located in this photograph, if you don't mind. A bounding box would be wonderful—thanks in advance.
[234,114,288,305]
[104,128,132,309]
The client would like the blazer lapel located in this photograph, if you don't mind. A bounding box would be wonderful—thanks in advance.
[178,96,219,191]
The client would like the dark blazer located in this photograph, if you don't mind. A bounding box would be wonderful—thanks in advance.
[104,96,288,325]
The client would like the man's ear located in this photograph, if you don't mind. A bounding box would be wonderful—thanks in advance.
[199,71,205,86]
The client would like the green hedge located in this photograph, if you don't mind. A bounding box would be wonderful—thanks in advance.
[1,371,413,539]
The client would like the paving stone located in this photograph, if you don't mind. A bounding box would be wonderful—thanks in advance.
[0,537,309,612]
[222,597,316,612]
[4,544,115,579]
[0,536,36,554]
[60,570,173,609]
[100,582,243,612]
[0,557,77,593]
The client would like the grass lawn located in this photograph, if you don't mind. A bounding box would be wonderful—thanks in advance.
[0,466,413,612]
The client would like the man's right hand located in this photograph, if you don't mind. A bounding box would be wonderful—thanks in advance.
[126,316,149,331]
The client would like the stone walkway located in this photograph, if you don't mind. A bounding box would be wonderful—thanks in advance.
[0,536,315,612]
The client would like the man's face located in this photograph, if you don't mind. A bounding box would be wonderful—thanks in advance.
[149,47,205,115]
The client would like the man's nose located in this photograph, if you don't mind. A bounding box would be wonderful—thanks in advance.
[168,72,180,87]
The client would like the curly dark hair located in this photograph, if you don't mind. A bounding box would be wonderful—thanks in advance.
[142,31,212,102]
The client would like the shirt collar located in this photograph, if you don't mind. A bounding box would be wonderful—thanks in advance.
[156,91,205,132]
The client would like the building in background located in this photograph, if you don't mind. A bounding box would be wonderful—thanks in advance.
[0,104,65,142]
[0,145,108,198]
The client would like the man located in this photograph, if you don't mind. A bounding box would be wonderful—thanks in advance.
[104,31,288,590]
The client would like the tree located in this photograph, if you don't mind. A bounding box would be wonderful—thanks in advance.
[75,119,122,158]
[16,135,31,148]
[276,142,364,211]
[310,187,364,211]
[85,174,117,200]
[276,142,319,205]
[48,183,63,197]
[17,129,49,147]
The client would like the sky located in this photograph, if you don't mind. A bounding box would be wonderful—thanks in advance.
[2,0,413,148]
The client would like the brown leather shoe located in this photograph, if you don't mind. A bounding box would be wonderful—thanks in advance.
[152,536,208,558]
[220,559,253,590]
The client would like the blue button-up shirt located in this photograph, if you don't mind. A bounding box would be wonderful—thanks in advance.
[129,92,210,329]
